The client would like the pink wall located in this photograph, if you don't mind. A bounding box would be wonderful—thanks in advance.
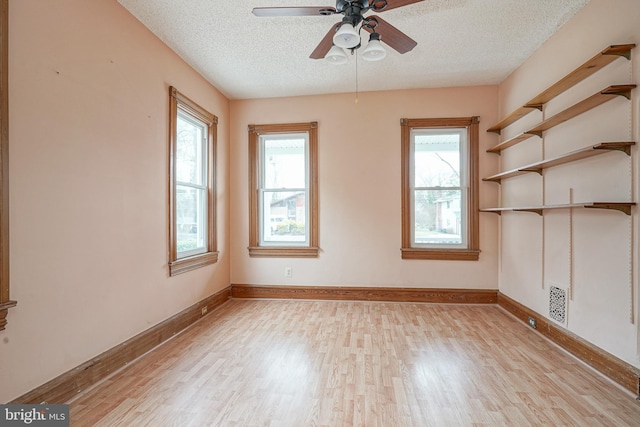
[230,88,499,289]
[2,0,230,402]
[496,0,640,367]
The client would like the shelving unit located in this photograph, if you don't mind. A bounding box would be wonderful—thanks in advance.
[487,44,635,135]
[486,85,636,154]
[483,142,635,183]
[482,43,636,218]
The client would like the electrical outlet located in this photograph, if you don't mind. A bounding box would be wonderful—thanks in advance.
[201,307,207,316]
[528,316,537,329]
[285,267,292,278]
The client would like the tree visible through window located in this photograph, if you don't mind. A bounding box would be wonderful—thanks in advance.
[168,87,218,275]
[401,117,480,261]
[176,111,208,257]
[413,129,465,247]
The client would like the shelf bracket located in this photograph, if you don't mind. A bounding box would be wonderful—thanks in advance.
[527,130,543,138]
[608,51,632,60]
[603,48,632,61]
[594,144,633,156]
[483,179,503,184]
[585,204,633,215]
[520,167,543,176]
[601,86,634,100]
[514,208,543,215]
[523,103,544,111]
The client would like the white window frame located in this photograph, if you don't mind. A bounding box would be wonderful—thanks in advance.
[410,128,468,249]
[176,110,209,258]
[258,132,310,247]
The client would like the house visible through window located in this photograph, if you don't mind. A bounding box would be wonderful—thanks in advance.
[168,87,218,275]
[401,117,480,261]
[413,128,466,247]
[260,135,308,245]
[248,122,319,257]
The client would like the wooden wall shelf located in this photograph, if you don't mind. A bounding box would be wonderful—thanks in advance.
[487,44,635,134]
[527,85,635,135]
[483,142,635,183]
[481,202,635,216]
[486,132,537,154]
[486,85,636,154]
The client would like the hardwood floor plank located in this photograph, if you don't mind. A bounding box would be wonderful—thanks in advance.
[69,299,640,426]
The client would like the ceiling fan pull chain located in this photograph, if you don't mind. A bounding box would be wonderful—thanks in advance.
[355,50,359,103]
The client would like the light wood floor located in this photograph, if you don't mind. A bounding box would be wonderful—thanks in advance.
[70,299,640,426]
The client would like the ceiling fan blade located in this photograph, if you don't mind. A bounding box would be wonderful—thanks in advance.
[252,7,337,17]
[371,0,423,12]
[363,16,417,54]
[310,23,341,59]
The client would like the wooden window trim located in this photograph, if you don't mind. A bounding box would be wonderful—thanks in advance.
[400,117,480,261]
[0,0,15,331]
[248,122,319,258]
[168,87,218,275]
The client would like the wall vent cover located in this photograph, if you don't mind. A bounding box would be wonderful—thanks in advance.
[549,286,566,324]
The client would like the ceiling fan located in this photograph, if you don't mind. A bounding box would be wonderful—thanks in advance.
[252,0,420,63]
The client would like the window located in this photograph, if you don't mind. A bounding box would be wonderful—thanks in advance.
[0,0,15,330]
[168,87,218,275]
[401,117,480,260]
[248,122,319,257]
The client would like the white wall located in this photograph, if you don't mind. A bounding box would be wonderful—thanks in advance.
[1,0,230,402]
[230,87,499,289]
[497,0,640,367]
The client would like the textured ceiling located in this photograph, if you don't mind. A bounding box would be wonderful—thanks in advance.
[117,0,590,100]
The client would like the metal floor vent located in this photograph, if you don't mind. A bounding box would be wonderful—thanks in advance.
[549,286,567,324]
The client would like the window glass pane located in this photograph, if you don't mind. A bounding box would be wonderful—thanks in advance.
[262,137,306,189]
[261,191,306,244]
[414,133,460,188]
[176,185,206,254]
[414,189,463,245]
[176,112,205,186]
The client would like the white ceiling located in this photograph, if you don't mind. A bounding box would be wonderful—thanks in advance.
[117,0,590,100]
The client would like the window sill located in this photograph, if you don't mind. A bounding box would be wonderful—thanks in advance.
[401,248,480,261]
[169,251,219,276]
[248,246,319,258]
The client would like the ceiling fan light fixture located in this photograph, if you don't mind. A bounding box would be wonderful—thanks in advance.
[333,22,360,49]
[362,33,386,61]
[325,45,348,65]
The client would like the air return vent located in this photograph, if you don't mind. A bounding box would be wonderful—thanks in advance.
[549,286,566,324]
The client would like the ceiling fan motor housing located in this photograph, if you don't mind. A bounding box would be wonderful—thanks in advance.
[253,0,416,59]
[336,0,388,27]
[335,0,369,12]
